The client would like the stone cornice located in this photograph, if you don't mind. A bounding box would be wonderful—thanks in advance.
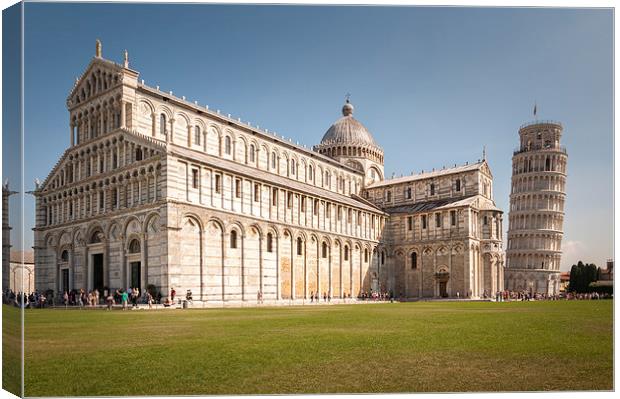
[137,83,363,176]
[34,201,164,231]
[167,199,381,245]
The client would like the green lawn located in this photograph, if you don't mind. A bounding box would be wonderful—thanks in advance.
[2,303,22,397]
[17,300,613,396]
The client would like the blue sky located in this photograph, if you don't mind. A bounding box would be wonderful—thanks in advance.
[5,2,613,270]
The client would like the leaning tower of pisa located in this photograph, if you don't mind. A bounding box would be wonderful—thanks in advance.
[505,120,568,295]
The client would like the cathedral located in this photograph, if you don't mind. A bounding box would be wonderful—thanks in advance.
[33,43,504,303]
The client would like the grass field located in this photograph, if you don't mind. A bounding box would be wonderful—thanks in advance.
[16,300,613,396]
[2,302,21,397]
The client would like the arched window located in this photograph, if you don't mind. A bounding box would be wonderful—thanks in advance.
[291,159,296,175]
[455,179,461,192]
[135,148,143,161]
[225,136,232,155]
[194,125,201,145]
[364,248,368,263]
[230,230,238,249]
[344,245,349,261]
[386,190,392,202]
[90,230,103,244]
[411,252,417,269]
[381,251,385,265]
[271,152,277,169]
[430,183,435,196]
[60,250,69,262]
[322,242,328,258]
[545,157,551,171]
[160,114,167,136]
[308,165,314,181]
[297,237,303,256]
[249,144,255,162]
[128,239,141,254]
[324,171,329,187]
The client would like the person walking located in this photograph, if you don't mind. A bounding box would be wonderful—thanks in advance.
[131,288,138,308]
[146,291,153,309]
[106,293,114,310]
[120,290,128,310]
[63,291,69,308]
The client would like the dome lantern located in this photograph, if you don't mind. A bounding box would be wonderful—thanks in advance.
[342,98,354,116]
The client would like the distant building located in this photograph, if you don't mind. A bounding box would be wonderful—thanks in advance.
[598,259,614,281]
[559,271,570,293]
[9,251,35,294]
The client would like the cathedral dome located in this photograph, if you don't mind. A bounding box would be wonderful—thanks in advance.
[320,100,378,147]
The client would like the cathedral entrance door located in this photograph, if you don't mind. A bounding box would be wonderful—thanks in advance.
[130,262,141,290]
[92,253,104,296]
[61,269,69,293]
[439,281,448,298]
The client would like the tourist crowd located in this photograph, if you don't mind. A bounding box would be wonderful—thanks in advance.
[1,287,167,309]
[3,287,611,309]
[496,290,612,301]
[359,290,394,301]
[306,290,395,303]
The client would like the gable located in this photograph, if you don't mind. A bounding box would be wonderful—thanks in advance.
[66,57,125,109]
[480,160,493,179]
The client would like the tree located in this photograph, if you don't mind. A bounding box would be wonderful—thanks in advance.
[568,261,599,293]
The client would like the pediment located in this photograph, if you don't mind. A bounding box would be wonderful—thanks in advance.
[480,160,493,178]
[66,57,125,109]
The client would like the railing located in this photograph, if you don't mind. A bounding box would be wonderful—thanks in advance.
[513,145,567,156]
[519,120,563,130]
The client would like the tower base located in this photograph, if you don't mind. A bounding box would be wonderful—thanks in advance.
[504,268,561,296]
